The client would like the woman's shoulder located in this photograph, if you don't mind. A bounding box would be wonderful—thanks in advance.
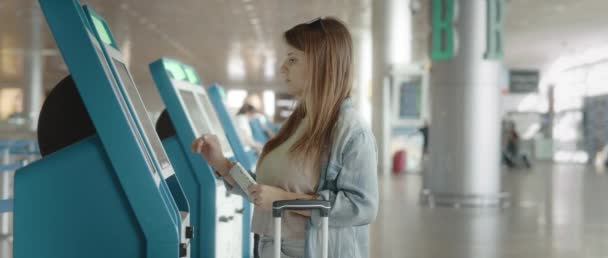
[332,103,374,150]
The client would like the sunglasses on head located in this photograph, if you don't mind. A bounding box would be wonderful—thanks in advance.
[306,17,327,34]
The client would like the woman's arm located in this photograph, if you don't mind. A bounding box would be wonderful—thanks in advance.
[215,159,262,200]
[213,158,238,187]
[248,184,317,215]
[282,192,319,217]
[191,135,251,196]
[310,131,379,227]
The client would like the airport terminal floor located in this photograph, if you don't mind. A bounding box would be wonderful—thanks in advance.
[3,163,608,258]
[370,163,608,258]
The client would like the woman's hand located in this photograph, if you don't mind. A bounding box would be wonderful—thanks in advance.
[191,134,231,176]
[248,184,318,217]
[248,184,290,210]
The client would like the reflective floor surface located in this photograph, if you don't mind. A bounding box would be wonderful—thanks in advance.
[1,162,607,258]
[370,162,608,258]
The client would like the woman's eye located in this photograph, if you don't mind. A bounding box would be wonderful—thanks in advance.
[288,58,296,64]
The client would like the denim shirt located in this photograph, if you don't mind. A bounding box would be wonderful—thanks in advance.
[227,98,379,258]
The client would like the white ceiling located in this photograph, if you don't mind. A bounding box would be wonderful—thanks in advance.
[504,0,608,70]
[1,0,608,110]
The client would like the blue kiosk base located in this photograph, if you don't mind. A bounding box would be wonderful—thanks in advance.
[14,136,159,258]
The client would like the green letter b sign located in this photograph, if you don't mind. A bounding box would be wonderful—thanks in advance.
[431,0,457,61]
[485,0,504,60]
[432,0,505,61]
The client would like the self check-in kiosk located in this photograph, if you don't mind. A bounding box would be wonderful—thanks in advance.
[14,1,191,257]
[207,84,258,172]
[151,59,248,258]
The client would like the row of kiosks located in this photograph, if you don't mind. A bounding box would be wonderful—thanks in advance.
[14,1,257,258]
[15,1,191,258]
[151,58,253,258]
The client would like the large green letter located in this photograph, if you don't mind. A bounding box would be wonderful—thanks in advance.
[484,0,505,60]
[431,0,457,61]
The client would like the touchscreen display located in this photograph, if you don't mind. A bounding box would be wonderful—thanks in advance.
[178,89,232,155]
[114,60,172,170]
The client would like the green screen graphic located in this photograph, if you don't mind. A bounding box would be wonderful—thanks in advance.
[91,15,113,46]
[183,66,200,85]
[165,60,187,81]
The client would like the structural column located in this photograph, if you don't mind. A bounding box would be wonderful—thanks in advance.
[422,0,508,206]
[351,26,372,125]
[23,4,44,131]
[371,0,413,173]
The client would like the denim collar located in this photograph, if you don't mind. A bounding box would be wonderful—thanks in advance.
[341,97,353,111]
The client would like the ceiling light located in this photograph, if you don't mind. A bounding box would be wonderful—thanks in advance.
[250,18,259,25]
[228,54,246,81]
[264,53,276,81]
[245,4,254,11]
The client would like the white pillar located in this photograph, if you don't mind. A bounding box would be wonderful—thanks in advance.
[372,0,413,173]
[422,0,508,207]
[351,27,372,125]
[23,4,44,131]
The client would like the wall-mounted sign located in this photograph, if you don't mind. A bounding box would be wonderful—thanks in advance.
[398,79,422,119]
[509,69,540,93]
[392,75,423,123]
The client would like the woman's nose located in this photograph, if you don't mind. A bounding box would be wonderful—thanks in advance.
[280,63,287,74]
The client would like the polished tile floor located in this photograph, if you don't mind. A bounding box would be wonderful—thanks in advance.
[370,162,608,258]
[1,162,607,258]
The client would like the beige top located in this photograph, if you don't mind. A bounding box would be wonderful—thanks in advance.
[251,119,319,240]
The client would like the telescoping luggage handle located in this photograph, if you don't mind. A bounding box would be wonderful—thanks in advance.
[272,200,331,258]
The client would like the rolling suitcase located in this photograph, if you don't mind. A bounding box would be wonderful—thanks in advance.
[272,200,331,258]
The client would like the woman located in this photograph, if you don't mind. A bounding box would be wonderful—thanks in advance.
[235,102,264,153]
[192,17,378,258]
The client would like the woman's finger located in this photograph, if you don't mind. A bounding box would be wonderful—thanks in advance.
[191,138,200,152]
[195,138,207,153]
[192,138,201,152]
[248,184,260,193]
[250,190,260,200]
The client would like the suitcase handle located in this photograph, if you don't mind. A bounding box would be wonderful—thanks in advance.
[272,200,331,217]
[272,200,331,258]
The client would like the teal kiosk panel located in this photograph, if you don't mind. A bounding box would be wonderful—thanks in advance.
[207,84,258,171]
[207,84,259,258]
[83,6,192,254]
[250,117,271,145]
[14,1,190,258]
[151,58,248,258]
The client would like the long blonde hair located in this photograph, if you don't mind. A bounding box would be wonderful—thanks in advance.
[260,17,353,170]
